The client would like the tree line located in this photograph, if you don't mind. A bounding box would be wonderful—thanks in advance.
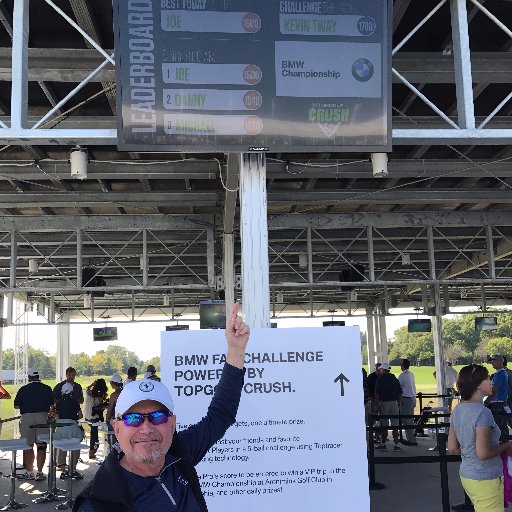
[1,345,160,379]
[388,311,512,365]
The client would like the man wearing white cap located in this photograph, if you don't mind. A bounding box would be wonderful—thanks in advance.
[74,302,250,512]
[13,369,54,481]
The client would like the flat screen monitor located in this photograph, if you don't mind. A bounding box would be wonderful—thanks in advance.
[408,319,432,333]
[475,316,498,331]
[323,321,346,327]
[165,325,190,331]
[93,326,118,341]
[199,300,226,329]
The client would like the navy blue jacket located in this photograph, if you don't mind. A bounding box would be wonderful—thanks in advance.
[73,363,245,512]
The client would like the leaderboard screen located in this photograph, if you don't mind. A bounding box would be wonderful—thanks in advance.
[114,0,391,152]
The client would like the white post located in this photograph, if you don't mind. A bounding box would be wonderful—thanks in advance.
[239,153,270,328]
[223,233,235,318]
[432,286,447,407]
[378,305,388,363]
[365,307,376,371]
[56,313,70,383]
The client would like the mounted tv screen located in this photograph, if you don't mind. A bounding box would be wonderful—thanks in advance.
[93,326,118,341]
[323,321,346,327]
[165,325,190,331]
[408,319,432,333]
[475,316,498,331]
[199,300,226,329]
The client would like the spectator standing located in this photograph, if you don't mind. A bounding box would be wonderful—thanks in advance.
[105,374,123,425]
[55,383,84,480]
[449,364,512,511]
[503,356,512,430]
[84,378,109,459]
[398,359,418,446]
[375,363,403,451]
[13,368,54,481]
[367,362,381,413]
[123,367,138,386]
[145,364,161,382]
[54,366,84,406]
[362,368,370,429]
[484,355,509,442]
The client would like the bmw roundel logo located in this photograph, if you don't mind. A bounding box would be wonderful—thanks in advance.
[139,381,154,392]
[352,58,374,82]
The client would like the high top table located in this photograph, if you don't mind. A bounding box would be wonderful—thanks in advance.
[30,421,73,504]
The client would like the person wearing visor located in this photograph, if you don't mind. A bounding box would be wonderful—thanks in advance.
[73,302,249,512]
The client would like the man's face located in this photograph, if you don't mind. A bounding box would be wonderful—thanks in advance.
[66,370,76,382]
[491,359,503,370]
[114,399,176,466]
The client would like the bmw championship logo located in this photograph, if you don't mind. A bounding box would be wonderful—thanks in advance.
[139,381,154,392]
[352,58,374,82]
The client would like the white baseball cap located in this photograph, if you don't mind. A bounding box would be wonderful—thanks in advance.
[380,363,391,371]
[28,368,39,377]
[109,373,122,384]
[115,379,174,416]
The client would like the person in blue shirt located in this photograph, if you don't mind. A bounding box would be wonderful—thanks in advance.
[485,354,509,442]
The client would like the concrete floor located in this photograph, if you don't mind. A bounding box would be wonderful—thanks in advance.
[370,437,467,512]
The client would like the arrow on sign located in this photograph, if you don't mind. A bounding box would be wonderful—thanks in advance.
[334,372,350,396]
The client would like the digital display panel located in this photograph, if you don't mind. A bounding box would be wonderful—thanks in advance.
[199,300,226,329]
[93,326,118,341]
[475,317,498,331]
[114,0,391,152]
[407,319,431,333]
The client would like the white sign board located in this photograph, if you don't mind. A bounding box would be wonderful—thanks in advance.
[161,327,369,511]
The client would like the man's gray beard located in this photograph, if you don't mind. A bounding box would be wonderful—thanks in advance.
[129,447,166,464]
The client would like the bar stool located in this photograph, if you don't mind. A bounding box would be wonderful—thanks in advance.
[52,438,88,510]
[0,438,32,510]
[93,422,116,460]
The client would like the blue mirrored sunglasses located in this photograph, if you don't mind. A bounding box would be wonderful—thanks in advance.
[116,410,173,427]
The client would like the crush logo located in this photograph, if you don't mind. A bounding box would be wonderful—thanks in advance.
[309,107,350,137]
[352,58,374,82]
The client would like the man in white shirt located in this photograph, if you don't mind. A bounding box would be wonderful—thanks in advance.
[398,358,417,446]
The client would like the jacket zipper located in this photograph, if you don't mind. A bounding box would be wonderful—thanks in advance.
[156,476,177,506]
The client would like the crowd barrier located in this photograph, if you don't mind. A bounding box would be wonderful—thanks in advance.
[368,412,460,512]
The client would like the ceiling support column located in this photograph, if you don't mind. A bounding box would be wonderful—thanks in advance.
[239,153,270,328]
[431,285,447,407]
[56,312,70,384]
[223,233,235,318]
[366,307,376,370]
